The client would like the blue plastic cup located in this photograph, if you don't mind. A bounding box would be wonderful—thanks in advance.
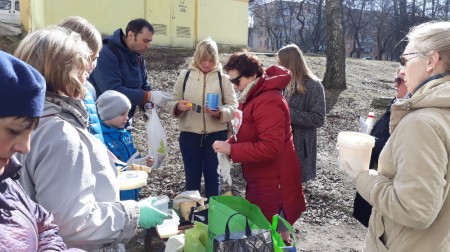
[206,93,219,110]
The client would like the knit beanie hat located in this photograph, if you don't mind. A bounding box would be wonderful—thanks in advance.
[96,90,131,121]
[0,51,46,118]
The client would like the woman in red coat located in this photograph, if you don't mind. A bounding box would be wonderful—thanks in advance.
[213,51,306,242]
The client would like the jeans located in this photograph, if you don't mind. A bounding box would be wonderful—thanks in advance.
[179,130,227,198]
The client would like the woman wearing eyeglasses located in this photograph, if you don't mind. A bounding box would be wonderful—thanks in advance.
[352,67,408,228]
[346,21,450,251]
[167,38,237,198]
[213,51,306,244]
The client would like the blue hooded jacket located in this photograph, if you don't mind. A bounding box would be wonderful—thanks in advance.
[100,121,138,163]
[88,28,151,119]
[84,83,104,143]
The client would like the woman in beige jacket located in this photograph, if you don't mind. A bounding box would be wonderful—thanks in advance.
[345,21,450,251]
[167,38,237,197]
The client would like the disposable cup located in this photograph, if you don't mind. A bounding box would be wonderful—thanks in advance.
[337,131,375,172]
[152,195,169,215]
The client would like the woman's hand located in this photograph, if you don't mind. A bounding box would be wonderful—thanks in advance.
[146,156,154,167]
[213,140,231,155]
[177,100,192,112]
[204,106,221,119]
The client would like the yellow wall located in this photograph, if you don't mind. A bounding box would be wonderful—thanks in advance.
[198,0,248,47]
[19,0,249,48]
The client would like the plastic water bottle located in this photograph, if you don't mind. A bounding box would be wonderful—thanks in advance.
[365,112,375,134]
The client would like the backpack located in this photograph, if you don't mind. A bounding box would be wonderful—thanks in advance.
[182,70,232,136]
[182,70,223,104]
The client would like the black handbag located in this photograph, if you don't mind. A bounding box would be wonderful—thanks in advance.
[213,213,274,252]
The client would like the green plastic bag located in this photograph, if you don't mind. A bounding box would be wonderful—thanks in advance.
[184,221,208,252]
[207,196,285,252]
[272,214,297,250]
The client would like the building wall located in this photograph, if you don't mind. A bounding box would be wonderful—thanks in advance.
[19,0,249,48]
[197,0,248,47]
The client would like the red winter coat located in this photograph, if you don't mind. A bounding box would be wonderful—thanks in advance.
[229,66,306,224]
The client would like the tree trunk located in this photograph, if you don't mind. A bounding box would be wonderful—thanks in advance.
[324,0,346,90]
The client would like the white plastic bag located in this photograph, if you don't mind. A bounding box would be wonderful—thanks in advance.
[217,153,232,186]
[146,107,167,169]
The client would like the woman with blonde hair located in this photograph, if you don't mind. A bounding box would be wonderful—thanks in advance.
[344,21,450,251]
[167,38,237,197]
[58,16,105,143]
[14,26,166,250]
[277,44,326,182]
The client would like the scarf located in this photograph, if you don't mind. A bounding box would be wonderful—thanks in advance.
[237,77,259,103]
[412,72,450,95]
[45,92,89,129]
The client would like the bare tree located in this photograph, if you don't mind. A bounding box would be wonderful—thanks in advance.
[345,0,372,58]
[324,0,346,89]
[372,0,396,60]
[445,0,450,20]
[294,0,327,52]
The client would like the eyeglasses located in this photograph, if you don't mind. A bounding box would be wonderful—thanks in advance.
[399,52,422,66]
[229,74,243,85]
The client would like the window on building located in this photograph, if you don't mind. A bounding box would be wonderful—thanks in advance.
[15,1,19,11]
[0,0,11,10]
[260,41,262,47]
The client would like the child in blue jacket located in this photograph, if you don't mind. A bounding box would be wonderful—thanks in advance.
[96,90,153,168]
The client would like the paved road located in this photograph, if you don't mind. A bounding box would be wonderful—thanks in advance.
[0,21,20,35]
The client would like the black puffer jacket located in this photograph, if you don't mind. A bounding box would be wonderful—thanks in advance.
[0,156,67,251]
[352,99,394,227]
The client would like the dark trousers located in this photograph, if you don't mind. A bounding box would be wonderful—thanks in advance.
[179,130,227,198]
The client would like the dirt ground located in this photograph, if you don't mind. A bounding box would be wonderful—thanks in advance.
[127,49,398,252]
[0,30,400,251]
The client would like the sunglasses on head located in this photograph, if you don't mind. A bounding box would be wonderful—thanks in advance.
[229,74,243,85]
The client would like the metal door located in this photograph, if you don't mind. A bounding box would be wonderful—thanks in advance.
[171,0,194,48]
[0,0,12,24]
[12,0,19,25]
[146,0,171,47]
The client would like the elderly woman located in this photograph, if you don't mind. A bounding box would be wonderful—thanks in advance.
[14,26,166,250]
[348,21,450,251]
[352,67,408,227]
[213,51,306,243]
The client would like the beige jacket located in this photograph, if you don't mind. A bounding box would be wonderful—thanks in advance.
[356,76,450,251]
[167,65,237,134]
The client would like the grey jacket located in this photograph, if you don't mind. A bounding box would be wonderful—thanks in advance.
[286,79,325,182]
[356,76,450,251]
[17,94,139,251]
